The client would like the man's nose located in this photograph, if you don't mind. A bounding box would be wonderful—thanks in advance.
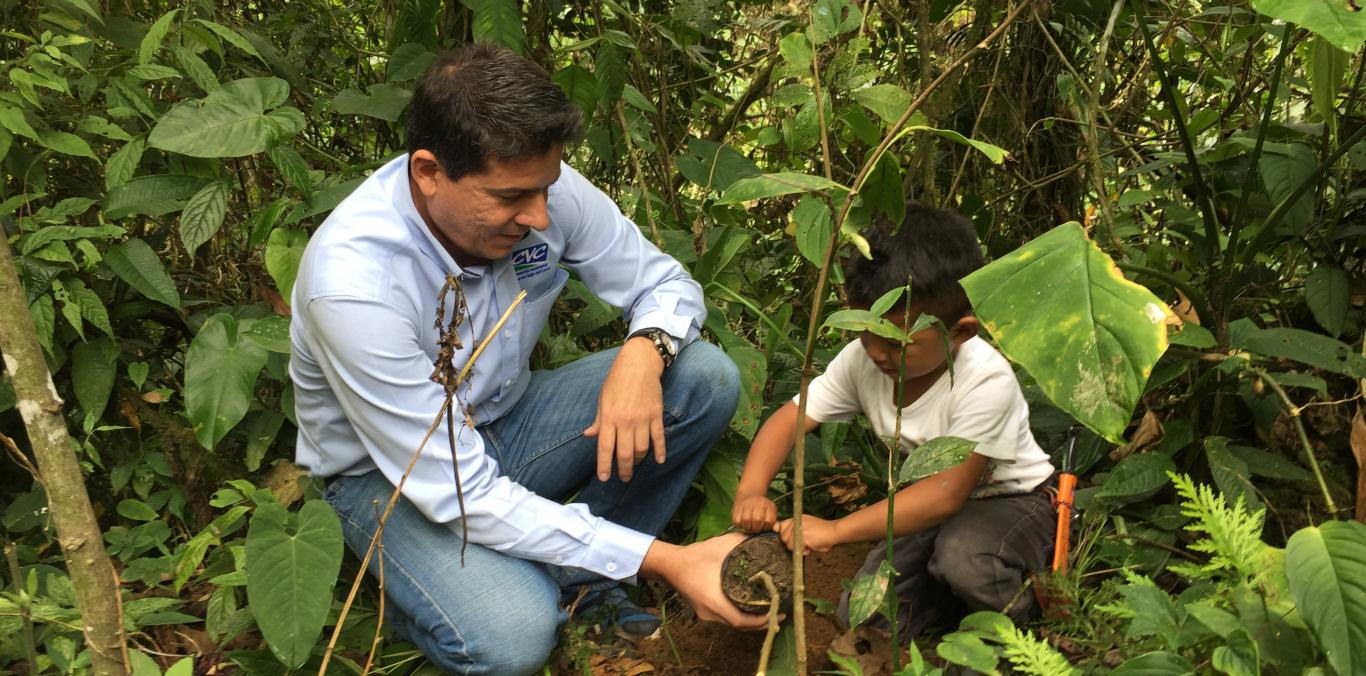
[518,191,550,231]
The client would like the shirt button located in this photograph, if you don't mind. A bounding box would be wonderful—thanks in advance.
[555,556,564,564]
[606,562,617,573]
[504,379,513,387]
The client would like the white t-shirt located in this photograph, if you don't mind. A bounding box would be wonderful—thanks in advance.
[800,336,1055,497]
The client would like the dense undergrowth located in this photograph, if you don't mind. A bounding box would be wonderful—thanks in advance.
[2,0,1365,674]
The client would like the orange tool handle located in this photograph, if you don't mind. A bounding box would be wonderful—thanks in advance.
[1051,472,1077,574]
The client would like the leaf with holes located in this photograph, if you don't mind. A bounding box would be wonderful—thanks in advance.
[185,314,269,450]
[900,436,978,484]
[1285,520,1366,676]
[961,222,1173,443]
[246,499,343,668]
[727,346,767,439]
[847,559,895,628]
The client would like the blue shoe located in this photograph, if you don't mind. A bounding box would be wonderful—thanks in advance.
[573,586,661,639]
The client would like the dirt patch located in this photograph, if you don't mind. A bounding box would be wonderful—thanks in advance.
[721,533,793,614]
[635,542,872,675]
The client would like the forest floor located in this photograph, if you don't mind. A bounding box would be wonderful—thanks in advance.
[551,544,876,675]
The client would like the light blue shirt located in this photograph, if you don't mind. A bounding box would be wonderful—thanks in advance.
[290,154,705,580]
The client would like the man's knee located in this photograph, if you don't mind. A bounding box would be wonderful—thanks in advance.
[927,527,1012,608]
[669,341,740,419]
[421,601,561,675]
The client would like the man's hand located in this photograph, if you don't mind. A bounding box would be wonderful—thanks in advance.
[585,337,665,482]
[776,514,843,553]
[732,495,778,533]
[639,534,771,629]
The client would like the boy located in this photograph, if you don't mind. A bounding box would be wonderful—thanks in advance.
[731,203,1056,638]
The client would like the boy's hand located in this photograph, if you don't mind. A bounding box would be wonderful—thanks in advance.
[731,495,778,532]
[776,515,843,553]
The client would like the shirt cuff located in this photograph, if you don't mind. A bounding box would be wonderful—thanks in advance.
[581,521,655,580]
[628,309,696,349]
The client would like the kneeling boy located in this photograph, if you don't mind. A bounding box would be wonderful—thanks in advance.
[731,203,1056,638]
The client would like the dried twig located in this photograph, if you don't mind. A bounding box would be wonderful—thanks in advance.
[751,571,783,676]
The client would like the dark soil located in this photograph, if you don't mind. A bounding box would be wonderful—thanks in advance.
[720,533,794,614]
[633,542,873,675]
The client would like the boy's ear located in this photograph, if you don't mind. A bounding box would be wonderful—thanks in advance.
[948,315,981,345]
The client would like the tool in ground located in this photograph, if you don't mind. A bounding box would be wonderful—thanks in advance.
[1052,427,1080,574]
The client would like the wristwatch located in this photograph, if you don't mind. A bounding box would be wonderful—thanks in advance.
[627,327,677,369]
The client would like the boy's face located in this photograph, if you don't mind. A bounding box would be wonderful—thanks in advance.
[858,307,978,381]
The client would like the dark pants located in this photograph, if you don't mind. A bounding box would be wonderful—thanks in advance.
[837,488,1055,640]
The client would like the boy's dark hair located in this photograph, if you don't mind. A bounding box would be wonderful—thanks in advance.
[844,202,984,323]
[406,43,583,181]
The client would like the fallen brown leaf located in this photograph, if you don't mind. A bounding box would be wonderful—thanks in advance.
[1110,410,1164,461]
[263,460,310,508]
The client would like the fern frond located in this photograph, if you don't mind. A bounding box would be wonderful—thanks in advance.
[1169,472,1268,584]
[994,625,1079,676]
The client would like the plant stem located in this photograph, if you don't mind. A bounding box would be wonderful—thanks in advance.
[1246,367,1338,514]
[1131,1,1224,310]
[785,5,1031,671]
[4,538,39,672]
[0,237,129,675]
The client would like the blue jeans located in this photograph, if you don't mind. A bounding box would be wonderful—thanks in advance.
[324,342,738,675]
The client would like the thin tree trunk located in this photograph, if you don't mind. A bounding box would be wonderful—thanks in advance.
[0,237,128,676]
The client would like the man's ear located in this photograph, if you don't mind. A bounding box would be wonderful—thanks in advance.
[948,315,981,346]
[409,150,443,198]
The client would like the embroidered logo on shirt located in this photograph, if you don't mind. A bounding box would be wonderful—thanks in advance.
[512,243,550,280]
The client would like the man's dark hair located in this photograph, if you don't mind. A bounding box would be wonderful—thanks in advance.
[844,202,984,324]
[406,42,583,180]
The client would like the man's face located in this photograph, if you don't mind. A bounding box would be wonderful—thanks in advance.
[410,144,562,267]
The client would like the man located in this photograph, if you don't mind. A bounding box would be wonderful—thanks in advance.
[289,43,766,674]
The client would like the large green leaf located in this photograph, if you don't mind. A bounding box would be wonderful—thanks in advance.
[1306,265,1349,338]
[105,239,180,309]
[1203,437,1262,514]
[179,182,230,255]
[185,314,269,450]
[1252,0,1366,53]
[1285,520,1366,676]
[1259,143,1316,232]
[961,222,1173,443]
[1095,453,1176,505]
[149,77,295,157]
[138,9,181,64]
[246,500,343,668]
[909,126,1009,165]
[675,138,761,192]
[727,346,767,440]
[265,228,308,301]
[790,194,832,266]
[552,64,598,116]
[899,436,978,484]
[716,172,848,204]
[387,43,435,81]
[696,443,745,540]
[72,337,118,430]
[1111,651,1195,675]
[462,0,524,53]
[330,84,412,122]
[1229,319,1366,379]
[851,84,912,125]
[104,175,211,219]
[105,138,145,190]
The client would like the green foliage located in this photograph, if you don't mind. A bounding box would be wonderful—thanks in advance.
[962,222,1173,443]
[845,559,894,628]
[898,436,977,484]
[245,499,344,668]
[1286,520,1366,676]
[184,315,270,450]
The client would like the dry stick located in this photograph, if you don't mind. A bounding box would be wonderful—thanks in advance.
[319,290,529,675]
[360,504,387,676]
[1246,367,1339,515]
[750,571,783,676]
[785,4,1032,672]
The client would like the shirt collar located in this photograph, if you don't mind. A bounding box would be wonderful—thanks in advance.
[389,153,487,280]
